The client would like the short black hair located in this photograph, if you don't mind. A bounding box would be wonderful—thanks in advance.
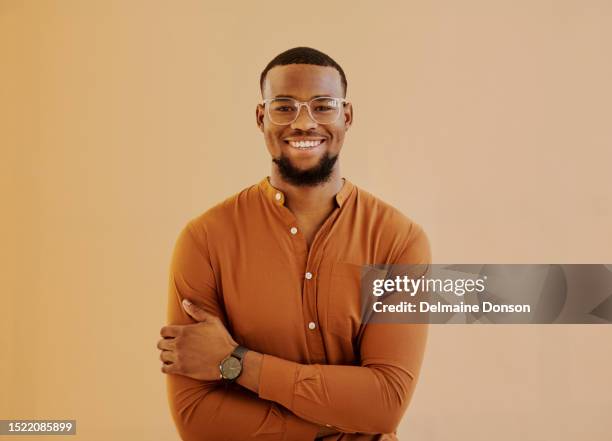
[260,47,347,97]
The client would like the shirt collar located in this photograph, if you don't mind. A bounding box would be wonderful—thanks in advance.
[258,176,354,208]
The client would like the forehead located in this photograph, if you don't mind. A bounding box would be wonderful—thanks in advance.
[263,64,343,100]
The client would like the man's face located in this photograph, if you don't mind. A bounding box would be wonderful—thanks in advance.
[256,64,353,186]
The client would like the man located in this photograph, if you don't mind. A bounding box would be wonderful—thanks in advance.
[157,47,431,441]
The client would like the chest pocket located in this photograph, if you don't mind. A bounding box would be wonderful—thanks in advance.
[326,262,388,340]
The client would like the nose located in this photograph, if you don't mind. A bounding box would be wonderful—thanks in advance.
[290,103,318,131]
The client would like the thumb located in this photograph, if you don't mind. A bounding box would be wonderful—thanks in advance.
[182,298,208,322]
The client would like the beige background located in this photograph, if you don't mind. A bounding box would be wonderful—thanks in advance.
[2,0,611,439]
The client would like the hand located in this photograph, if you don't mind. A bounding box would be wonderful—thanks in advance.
[158,298,238,381]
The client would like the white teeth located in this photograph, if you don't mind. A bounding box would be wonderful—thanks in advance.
[288,140,323,149]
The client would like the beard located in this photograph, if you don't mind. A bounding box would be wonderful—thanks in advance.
[272,151,339,187]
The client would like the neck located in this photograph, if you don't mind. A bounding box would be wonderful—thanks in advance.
[269,165,343,215]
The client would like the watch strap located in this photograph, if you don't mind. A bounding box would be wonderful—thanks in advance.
[231,345,249,361]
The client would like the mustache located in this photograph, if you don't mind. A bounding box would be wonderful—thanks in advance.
[283,131,327,138]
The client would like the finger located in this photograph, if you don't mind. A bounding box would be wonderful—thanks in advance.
[183,300,223,323]
[157,338,175,351]
[182,299,209,322]
[161,362,179,374]
[160,325,182,338]
[159,350,176,363]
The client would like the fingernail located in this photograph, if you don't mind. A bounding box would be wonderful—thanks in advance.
[182,298,191,307]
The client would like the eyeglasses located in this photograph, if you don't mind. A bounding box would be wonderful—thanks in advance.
[261,96,348,125]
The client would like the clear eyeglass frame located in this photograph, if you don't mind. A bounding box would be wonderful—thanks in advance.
[260,96,349,126]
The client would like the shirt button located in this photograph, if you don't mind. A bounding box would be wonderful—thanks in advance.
[275,192,282,201]
[305,272,313,280]
[290,227,298,235]
[308,321,316,330]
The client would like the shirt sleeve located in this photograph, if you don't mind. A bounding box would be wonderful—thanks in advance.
[257,223,431,435]
[165,222,321,441]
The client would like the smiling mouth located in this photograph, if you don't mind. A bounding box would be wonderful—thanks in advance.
[284,139,325,150]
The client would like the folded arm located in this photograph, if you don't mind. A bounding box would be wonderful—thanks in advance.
[237,323,427,435]
[166,369,321,440]
[164,220,430,438]
[165,224,325,440]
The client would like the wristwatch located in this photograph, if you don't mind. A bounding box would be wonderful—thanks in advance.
[219,345,248,381]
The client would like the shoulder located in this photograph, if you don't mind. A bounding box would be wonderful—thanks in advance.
[352,184,424,237]
[352,184,431,264]
[182,182,260,240]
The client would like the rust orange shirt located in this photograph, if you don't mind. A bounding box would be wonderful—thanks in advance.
[165,176,431,441]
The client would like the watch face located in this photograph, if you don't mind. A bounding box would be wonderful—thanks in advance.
[220,356,241,380]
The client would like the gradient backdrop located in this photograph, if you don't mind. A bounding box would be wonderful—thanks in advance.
[2,0,611,440]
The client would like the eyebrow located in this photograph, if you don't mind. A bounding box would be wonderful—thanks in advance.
[273,94,335,99]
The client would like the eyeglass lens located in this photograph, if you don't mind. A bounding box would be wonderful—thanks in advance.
[267,98,343,125]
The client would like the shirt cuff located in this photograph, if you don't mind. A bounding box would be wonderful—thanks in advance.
[258,354,299,411]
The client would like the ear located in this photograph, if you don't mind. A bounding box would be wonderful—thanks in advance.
[256,103,265,133]
[343,101,353,131]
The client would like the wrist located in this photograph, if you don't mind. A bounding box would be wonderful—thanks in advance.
[225,343,239,360]
[235,350,263,393]
[219,345,247,381]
